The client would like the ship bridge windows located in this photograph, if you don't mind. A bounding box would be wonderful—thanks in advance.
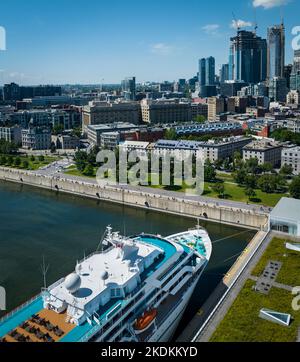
[111,288,122,298]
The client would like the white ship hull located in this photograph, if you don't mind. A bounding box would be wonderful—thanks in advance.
[149,266,205,342]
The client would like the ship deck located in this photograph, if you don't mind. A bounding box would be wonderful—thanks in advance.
[0,234,183,343]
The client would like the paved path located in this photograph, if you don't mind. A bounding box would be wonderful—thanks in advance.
[194,231,274,342]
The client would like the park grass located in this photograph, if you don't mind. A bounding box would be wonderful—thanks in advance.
[251,237,300,287]
[204,182,286,207]
[210,279,300,342]
[64,165,97,178]
[0,155,60,171]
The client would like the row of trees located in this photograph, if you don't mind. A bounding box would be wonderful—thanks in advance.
[0,154,45,169]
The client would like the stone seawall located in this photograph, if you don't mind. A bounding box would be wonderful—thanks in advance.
[0,167,269,230]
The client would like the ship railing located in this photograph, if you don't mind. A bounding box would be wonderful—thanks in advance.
[0,293,42,326]
[47,278,66,291]
[77,247,114,265]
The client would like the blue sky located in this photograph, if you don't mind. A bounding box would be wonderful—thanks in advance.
[0,0,299,85]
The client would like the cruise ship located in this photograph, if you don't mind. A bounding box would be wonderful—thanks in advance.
[0,226,212,343]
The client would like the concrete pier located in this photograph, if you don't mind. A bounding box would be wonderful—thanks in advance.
[0,166,270,229]
[0,167,269,230]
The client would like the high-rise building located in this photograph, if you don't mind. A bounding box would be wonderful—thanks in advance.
[198,57,215,97]
[220,64,229,83]
[229,30,267,84]
[269,77,288,102]
[290,50,300,92]
[293,50,300,73]
[267,23,285,80]
[198,58,206,86]
[284,64,293,89]
[290,72,300,92]
[205,57,215,86]
[121,77,136,101]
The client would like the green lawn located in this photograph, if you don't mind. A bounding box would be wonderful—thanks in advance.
[204,182,286,207]
[210,280,300,342]
[252,237,300,287]
[64,165,97,178]
[0,155,60,171]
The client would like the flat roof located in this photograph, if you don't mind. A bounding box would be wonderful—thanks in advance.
[270,197,300,224]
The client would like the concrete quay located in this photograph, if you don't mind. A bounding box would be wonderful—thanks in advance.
[0,166,270,230]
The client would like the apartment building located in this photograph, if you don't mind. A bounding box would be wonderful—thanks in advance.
[281,146,300,175]
[140,99,191,124]
[21,127,52,150]
[154,136,252,163]
[207,97,225,121]
[243,139,283,167]
[82,101,141,132]
[0,126,22,144]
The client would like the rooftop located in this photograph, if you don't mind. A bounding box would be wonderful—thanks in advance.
[270,197,300,224]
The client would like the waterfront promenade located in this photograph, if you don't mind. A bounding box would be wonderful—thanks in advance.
[0,164,270,229]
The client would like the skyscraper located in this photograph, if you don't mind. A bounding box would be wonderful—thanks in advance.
[220,64,229,83]
[198,58,206,86]
[121,77,136,101]
[205,56,215,86]
[267,23,285,80]
[293,50,300,73]
[229,30,267,84]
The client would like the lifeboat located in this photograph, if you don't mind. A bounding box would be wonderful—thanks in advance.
[133,309,157,334]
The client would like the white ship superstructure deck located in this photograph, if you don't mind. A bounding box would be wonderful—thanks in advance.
[0,226,212,343]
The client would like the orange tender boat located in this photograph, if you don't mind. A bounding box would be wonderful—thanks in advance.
[134,309,158,334]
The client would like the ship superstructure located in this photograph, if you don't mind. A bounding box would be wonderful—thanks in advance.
[0,226,212,343]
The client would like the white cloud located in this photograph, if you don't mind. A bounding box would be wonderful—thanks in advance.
[150,43,173,55]
[202,24,220,35]
[231,19,253,29]
[253,0,290,9]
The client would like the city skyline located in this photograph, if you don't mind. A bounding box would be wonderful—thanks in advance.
[0,0,299,85]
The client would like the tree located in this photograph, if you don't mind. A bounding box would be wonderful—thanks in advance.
[245,158,259,174]
[257,174,286,193]
[280,164,293,177]
[261,162,273,174]
[245,187,256,201]
[30,155,35,162]
[83,164,94,177]
[211,182,225,198]
[204,160,216,182]
[6,156,13,166]
[14,157,21,167]
[0,155,7,165]
[290,176,300,199]
[38,155,45,162]
[244,174,257,189]
[74,150,88,172]
[165,128,177,141]
[71,127,82,138]
[233,168,247,186]
[194,115,206,123]
[22,159,29,169]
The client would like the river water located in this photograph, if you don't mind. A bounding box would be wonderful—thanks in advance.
[0,180,255,336]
